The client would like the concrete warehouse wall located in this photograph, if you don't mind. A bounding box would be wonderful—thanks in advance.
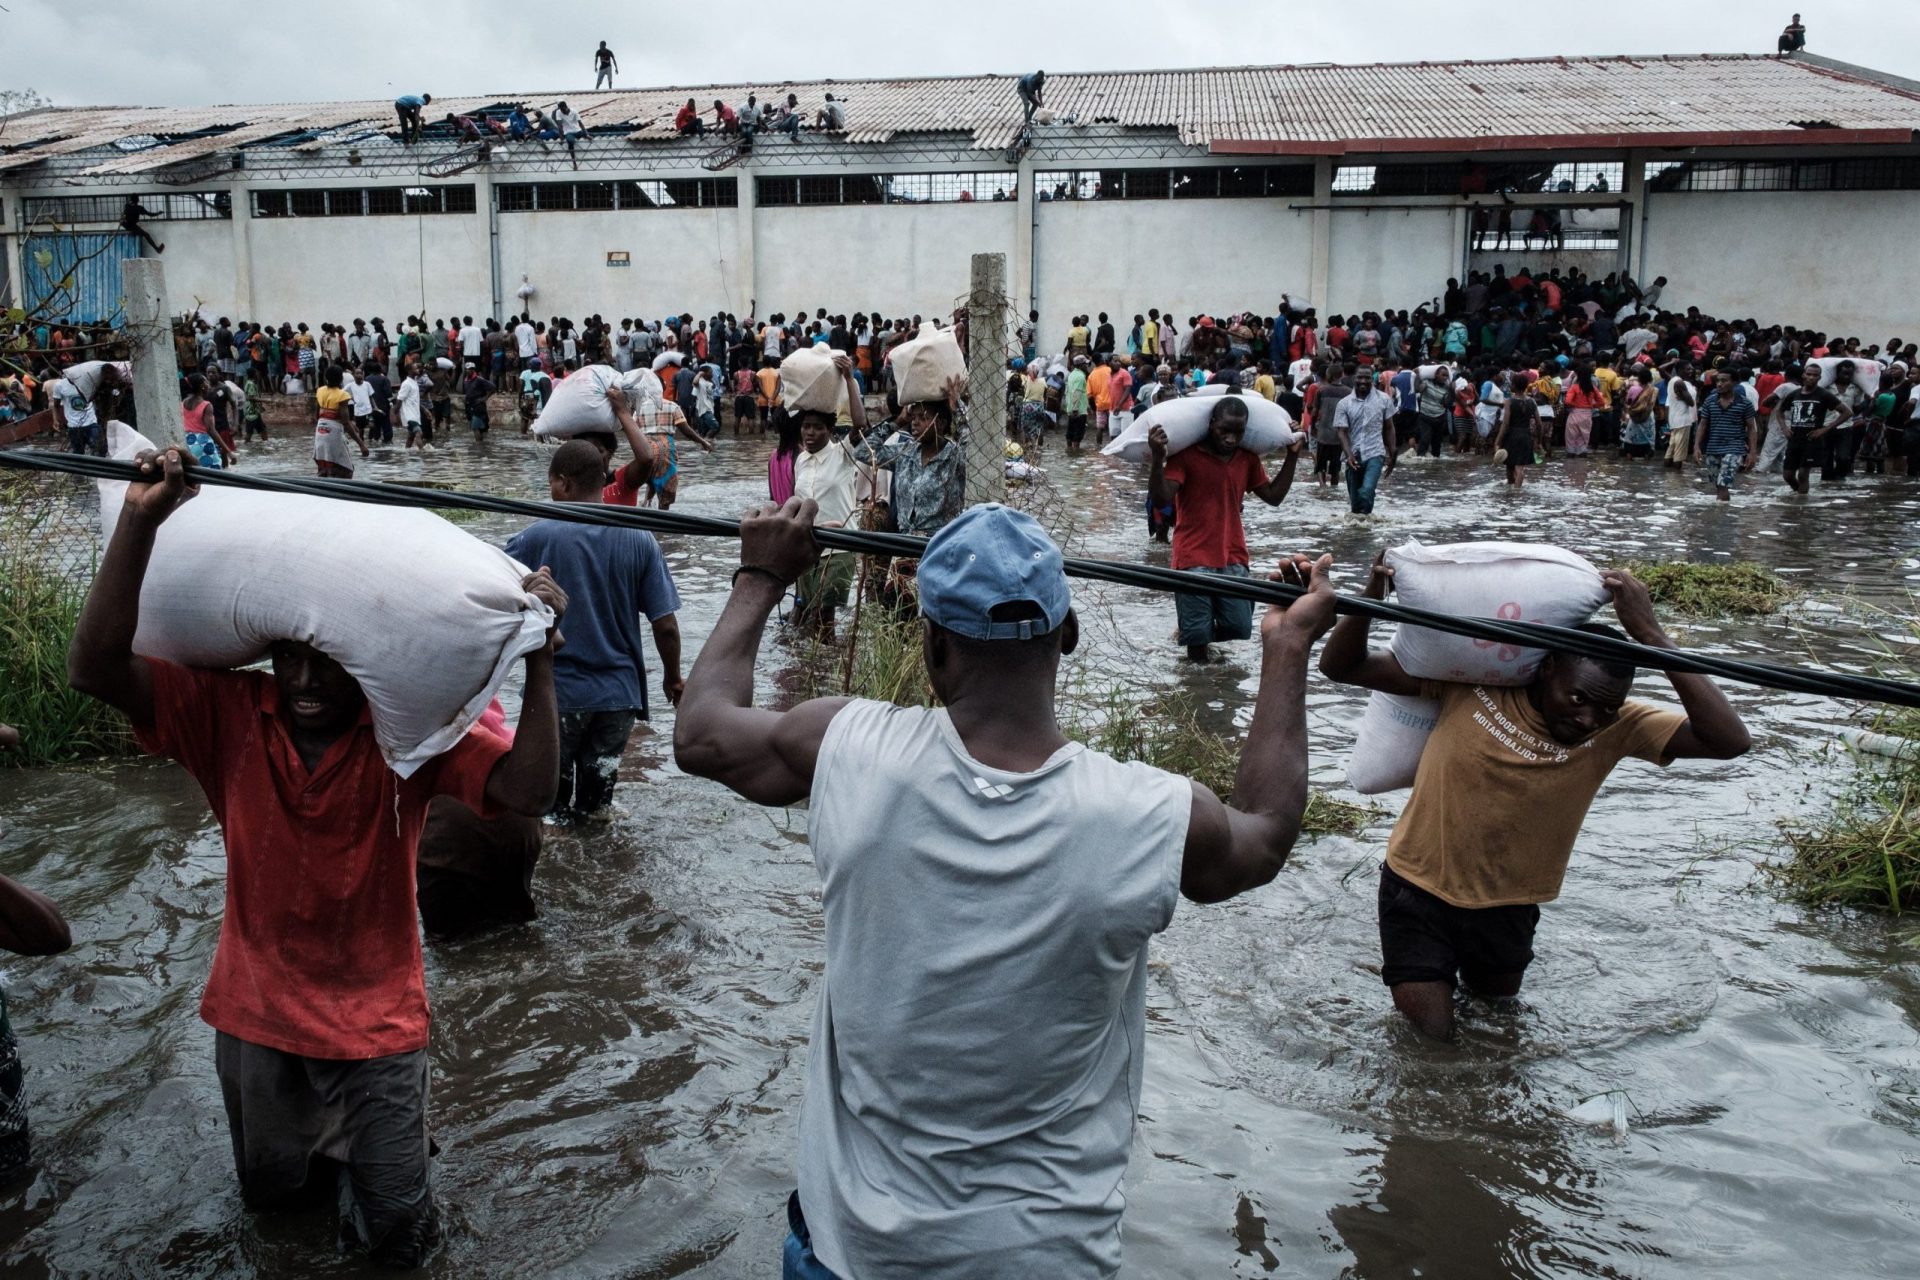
[754,201,1015,325]
[245,212,492,326]
[1033,199,1314,353]
[1325,207,1460,319]
[16,181,1920,345]
[153,220,246,322]
[495,208,741,322]
[1642,191,1920,343]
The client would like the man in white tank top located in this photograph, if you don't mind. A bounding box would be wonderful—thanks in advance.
[675,500,1335,1279]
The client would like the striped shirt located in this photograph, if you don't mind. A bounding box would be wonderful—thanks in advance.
[1698,391,1756,455]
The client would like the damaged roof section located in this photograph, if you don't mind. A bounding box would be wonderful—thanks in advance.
[4,53,1918,176]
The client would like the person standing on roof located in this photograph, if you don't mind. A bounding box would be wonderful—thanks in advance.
[593,42,619,89]
[1778,13,1807,53]
[394,93,430,145]
[1017,70,1046,127]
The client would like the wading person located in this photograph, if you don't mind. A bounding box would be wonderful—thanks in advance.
[313,365,367,477]
[1491,387,1540,488]
[1335,370,1396,514]
[1147,395,1304,663]
[67,449,565,1266]
[0,723,73,1183]
[1760,363,1839,496]
[1694,370,1760,501]
[506,440,682,824]
[789,359,872,635]
[673,499,1336,1279]
[1319,559,1750,1041]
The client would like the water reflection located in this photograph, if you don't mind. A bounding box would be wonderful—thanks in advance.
[2,430,1919,1276]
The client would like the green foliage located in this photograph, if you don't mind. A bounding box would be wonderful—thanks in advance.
[1765,614,1920,916]
[1767,769,1919,914]
[1623,561,1797,617]
[0,498,135,766]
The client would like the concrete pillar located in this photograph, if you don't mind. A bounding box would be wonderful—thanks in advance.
[1308,158,1334,308]
[1012,155,1037,315]
[964,253,1008,507]
[734,157,757,316]
[474,169,501,324]
[229,180,256,319]
[1621,150,1646,279]
[120,258,186,450]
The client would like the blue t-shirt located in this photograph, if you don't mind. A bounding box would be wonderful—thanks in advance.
[1390,369,1416,412]
[396,94,425,109]
[504,522,680,716]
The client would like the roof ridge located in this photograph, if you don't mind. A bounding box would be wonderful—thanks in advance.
[30,53,1816,113]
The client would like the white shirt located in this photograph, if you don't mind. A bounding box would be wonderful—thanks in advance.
[348,380,374,416]
[394,375,423,424]
[793,441,861,528]
[514,322,537,358]
[461,327,482,356]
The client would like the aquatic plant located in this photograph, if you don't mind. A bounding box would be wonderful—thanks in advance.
[1623,561,1796,617]
[0,487,135,765]
[1766,629,1920,916]
[1768,769,1918,914]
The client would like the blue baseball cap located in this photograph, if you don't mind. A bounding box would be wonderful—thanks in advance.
[919,504,1071,641]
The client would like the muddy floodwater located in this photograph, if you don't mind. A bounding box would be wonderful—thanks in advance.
[3,425,1919,1279]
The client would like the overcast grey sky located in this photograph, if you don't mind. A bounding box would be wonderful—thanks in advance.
[8,0,1918,106]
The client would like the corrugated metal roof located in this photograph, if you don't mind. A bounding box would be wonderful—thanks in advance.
[6,54,1918,174]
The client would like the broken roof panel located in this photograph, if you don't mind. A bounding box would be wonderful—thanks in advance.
[4,54,1916,175]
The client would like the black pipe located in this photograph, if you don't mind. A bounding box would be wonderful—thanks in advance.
[6,447,1917,709]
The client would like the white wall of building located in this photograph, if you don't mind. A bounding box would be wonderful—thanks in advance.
[1033,199,1313,352]
[245,212,491,324]
[1643,190,1920,340]
[157,219,244,320]
[753,201,1017,324]
[495,208,741,321]
[1325,207,1458,317]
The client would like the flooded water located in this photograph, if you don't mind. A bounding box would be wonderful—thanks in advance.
[3,425,1919,1278]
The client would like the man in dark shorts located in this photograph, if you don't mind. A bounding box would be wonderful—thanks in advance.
[1319,559,1751,1039]
[68,448,566,1265]
[507,440,683,824]
[1761,362,1844,495]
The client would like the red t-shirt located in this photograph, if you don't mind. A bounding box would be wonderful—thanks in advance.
[1755,372,1786,407]
[1163,447,1269,570]
[603,467,644,506]
[134,659,510,1059]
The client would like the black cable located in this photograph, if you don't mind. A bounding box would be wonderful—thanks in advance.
[6,447,1918,708]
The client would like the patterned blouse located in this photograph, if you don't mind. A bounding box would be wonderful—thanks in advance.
[854,424,967,537]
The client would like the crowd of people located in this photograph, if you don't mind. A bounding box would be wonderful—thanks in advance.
[12,253,1874,1277]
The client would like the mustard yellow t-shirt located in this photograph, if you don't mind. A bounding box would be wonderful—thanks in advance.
[1385,682,1684,908]
[1143,320,1159,355]
[1254,374,1276,401]
[1593,366,1624,406]
[315,386,352,416]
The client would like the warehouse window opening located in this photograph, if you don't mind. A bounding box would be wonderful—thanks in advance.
[251,184,477,217]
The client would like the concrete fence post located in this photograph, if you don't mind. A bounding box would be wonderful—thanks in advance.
[119,257,187,451]
[964,253,1008,507]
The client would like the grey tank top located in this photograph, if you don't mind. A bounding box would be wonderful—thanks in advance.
[801,700,1190,1279]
